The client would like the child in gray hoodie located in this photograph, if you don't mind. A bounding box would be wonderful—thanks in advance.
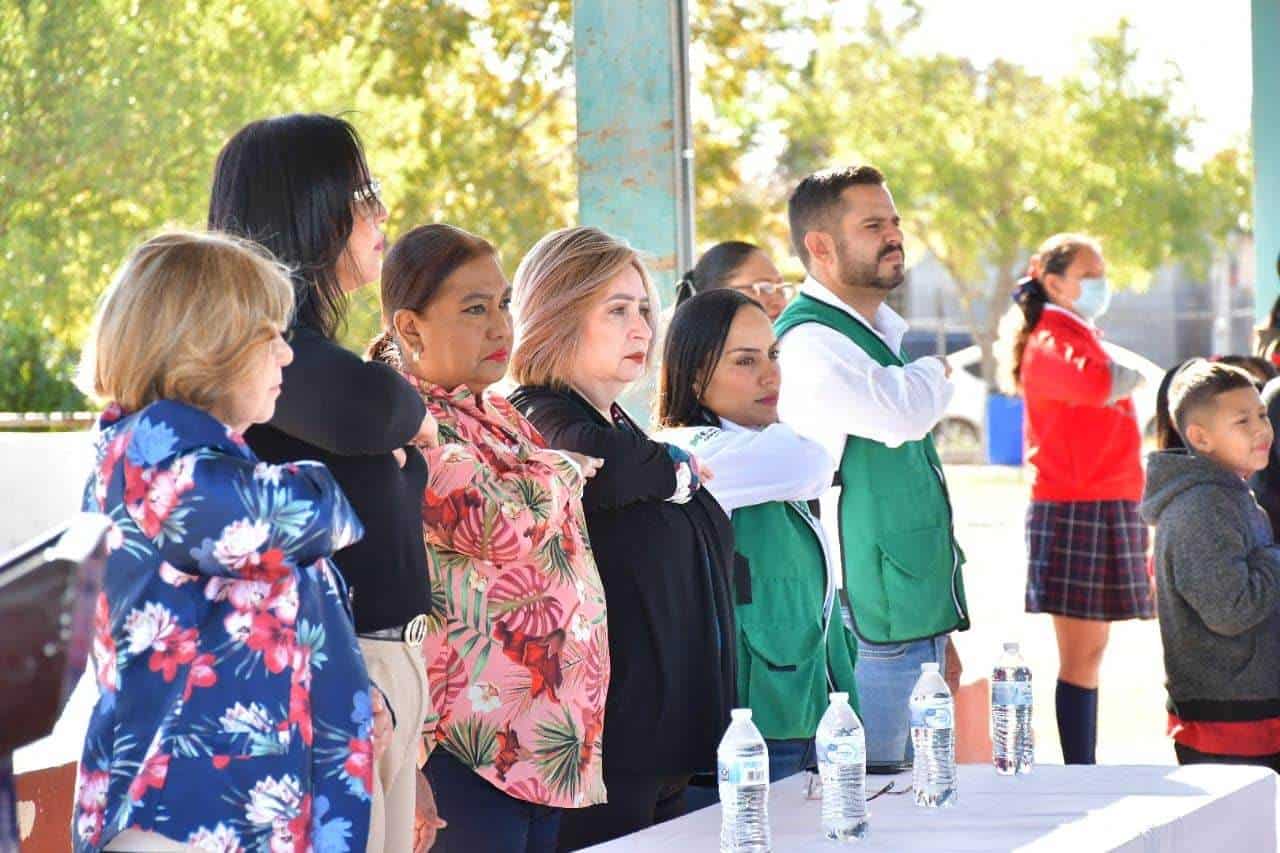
[1141,359,1280,770]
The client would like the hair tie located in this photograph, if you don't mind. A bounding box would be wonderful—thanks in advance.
[1012,276,1046,306]
[675,275,696,306]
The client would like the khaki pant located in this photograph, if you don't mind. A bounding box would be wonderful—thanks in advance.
[104,829,189,850]
[360,637,430,853]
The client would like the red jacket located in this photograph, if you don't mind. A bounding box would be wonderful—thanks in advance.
[1021,306,1144,502]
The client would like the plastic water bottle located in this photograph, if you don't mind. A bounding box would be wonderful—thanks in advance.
[718,708,771,852]
[991,641,1033,775]
[909,662,957,808]
[816,691,869,842]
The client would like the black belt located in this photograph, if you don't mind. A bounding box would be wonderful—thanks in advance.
[358,613,428,647]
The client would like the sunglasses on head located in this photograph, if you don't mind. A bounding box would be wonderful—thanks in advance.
[352,179,385,220]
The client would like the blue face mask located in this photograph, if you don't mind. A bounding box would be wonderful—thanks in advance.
[1074,276,1111,320]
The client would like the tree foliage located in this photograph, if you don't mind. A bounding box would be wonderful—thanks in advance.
[0,0,1255,408]
[772,9,1251,382]
[293,0,580,349]
[0,0,305,409]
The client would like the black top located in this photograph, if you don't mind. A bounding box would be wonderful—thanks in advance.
[1254,376,1280,535]
[508,385,736,776]
[246,325,431,633]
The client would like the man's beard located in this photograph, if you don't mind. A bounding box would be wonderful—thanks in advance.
[835,240,905,291]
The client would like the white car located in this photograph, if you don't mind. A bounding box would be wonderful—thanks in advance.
[932,344,1165,462]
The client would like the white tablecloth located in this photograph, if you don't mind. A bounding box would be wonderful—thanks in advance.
[587,764,1279,852]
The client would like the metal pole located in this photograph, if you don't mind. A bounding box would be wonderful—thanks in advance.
[574,0,695,304]
[1252,0,1280,326]
[574,0,694,424]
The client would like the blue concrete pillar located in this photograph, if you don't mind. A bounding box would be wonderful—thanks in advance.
[573,0,694,303]
[1254,0,1280,321]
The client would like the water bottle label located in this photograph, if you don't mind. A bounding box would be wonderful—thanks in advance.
[821,736,865,766]
[992,682,1032,706]
[909,698,953,729]
[718,755,768,786]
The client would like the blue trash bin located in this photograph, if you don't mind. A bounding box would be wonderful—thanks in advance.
[985,393,1024,465]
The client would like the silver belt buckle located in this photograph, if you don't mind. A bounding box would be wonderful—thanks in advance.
[403,613,428,647]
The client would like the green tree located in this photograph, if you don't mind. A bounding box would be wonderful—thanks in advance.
[689,0,825,268]
[331,0,819,344]
[0,0,1253,411]
[0,0,305,409]
[776,9,1252,383]
[2,0,584,398]
[292,0,580,350]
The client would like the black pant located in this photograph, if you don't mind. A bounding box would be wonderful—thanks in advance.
[556,771,692,851]
[425,751,563,853]
[0,754,14,853]
[1175,742,1280,773]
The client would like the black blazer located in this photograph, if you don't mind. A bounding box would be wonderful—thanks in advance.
[246,325,431,633]
[508,385,736,776]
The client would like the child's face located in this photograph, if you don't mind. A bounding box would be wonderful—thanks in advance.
[1186,386,1274,478]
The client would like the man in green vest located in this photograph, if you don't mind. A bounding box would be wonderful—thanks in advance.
[775,164,970,773]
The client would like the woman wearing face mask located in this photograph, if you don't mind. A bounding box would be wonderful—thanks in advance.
[654,289,860,789]
[998,232,1151,766]
[209,114,436,852]
[367,224,610,852]
[507,227,735,851]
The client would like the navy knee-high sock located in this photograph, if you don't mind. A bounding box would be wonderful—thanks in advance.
[1056,679,1098,764]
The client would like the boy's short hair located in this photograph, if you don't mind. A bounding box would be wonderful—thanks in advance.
[1167,358,1259,440]
[78,230,294,415]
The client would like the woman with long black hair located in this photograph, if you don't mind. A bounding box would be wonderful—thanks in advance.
[209,114,438,852]
[654,288,859,786]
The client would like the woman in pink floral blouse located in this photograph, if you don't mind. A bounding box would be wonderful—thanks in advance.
[367,224,609,852]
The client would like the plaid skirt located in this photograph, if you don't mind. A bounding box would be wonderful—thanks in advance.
[1025,500,1154,621]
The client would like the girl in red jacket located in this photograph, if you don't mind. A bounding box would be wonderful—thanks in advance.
[1003,233,1152,765]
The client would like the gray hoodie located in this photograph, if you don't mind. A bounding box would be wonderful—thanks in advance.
[1141,451,1280,720]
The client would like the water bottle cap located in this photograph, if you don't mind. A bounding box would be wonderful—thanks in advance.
[922,662,940,673]
[1003,642,1020,652]
[829,691,849,703]
[730,708,753,720]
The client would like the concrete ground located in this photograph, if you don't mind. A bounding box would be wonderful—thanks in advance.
[946,465,1172,767]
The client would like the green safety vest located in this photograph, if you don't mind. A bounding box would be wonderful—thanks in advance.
[730,499,860,740]
[774,294,969,644]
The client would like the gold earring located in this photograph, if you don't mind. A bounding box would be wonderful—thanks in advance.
[411,347,421,362]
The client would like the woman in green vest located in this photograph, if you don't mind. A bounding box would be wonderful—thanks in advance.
[655,287,861,783]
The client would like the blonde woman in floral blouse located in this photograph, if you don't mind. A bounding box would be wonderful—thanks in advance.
[367,224,609,853]
[74,232,389,853]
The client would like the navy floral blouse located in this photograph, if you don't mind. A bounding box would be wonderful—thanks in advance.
[73,400,375,852]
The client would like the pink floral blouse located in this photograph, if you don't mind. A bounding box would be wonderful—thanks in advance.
[415,383,610,808]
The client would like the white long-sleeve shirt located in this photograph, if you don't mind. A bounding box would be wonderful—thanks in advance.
[655,418,835,515]
[658,417,848,632]
[776,277,955,463]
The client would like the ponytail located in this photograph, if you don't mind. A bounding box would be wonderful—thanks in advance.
[1008,275,1049,389]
